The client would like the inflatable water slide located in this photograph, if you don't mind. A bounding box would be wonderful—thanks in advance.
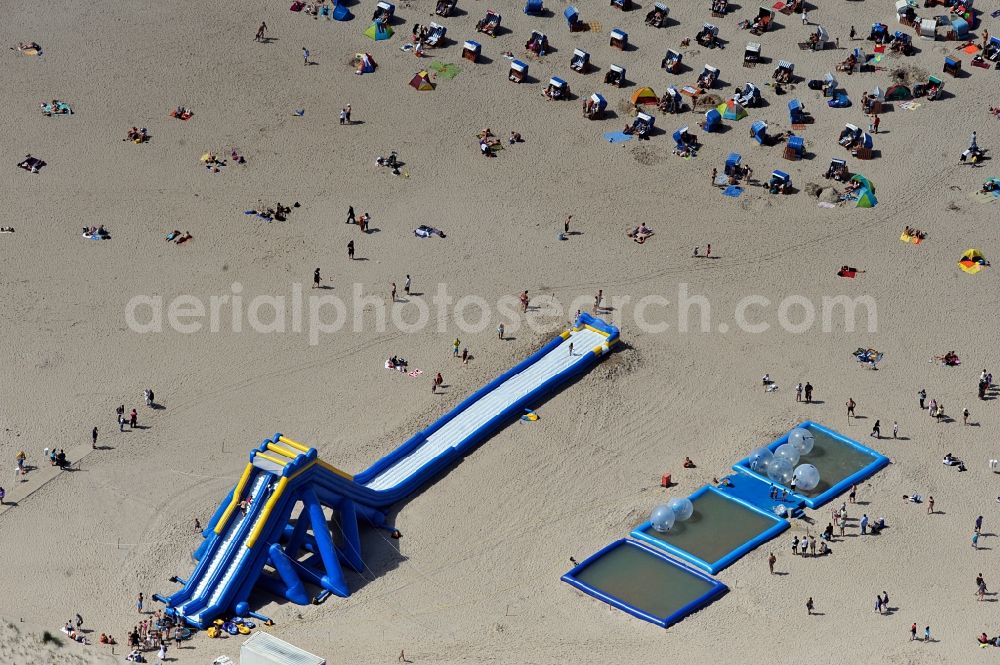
[158,314,619,627]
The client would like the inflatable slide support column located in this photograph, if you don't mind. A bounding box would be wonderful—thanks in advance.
[286,509,312,557]
[267,542,311,605]
[303,488,350,597]
[336,498,365,573]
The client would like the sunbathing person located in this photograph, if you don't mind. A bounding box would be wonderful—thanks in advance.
[682,456,696,468]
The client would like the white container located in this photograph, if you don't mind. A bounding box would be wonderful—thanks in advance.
[241,632,326,665]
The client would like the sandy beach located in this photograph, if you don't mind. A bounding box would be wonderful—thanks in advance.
[2,0,1000,662]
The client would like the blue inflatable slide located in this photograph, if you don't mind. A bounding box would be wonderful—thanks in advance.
[158,314,619,627]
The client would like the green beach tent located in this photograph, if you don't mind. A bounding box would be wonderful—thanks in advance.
[365,21,394,40]
[855,187,877,208]
[716,99,747,121]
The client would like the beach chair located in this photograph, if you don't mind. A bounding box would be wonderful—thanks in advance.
[822,72,837,97]
[462,40,481,62]
[374,0,394,19]
[825,157,848,180]
[435,0,456,17]
[425,23,447,47]
[546,77,569,100]
[868,23,888,43]
[838,123,861,147]
[584,93,607,119]
[697,65,720,89]
[783,136,804,160]
[773,60,794,82]
[744,42,761,67]
[750,7,774,34]
[672,126,697,151]
[632,112,654,138]
[564,6,583,31]
[987,36,1000,62]
[570,48,590,72]
[711,0,729,17]
[925,75,943,100]
[659,86,683,113]
[733,83,760,107]
[605,64,626,87]
[476,10,501,36]
[610,28,628,49]
[918,18,937,40]
[947,17,969,41]
[724,152,742,175]
[525,30,548,55]
[610,0,631,10]
[523,0,543,15]
[696,23,719,48]
[645,3,669,27]
[661,49,683,73]
[788,99,807,125]
[768,170,791,193]
[509,59,528,83]
[750,120,769,145]
[943,56,961,77]
[702,109,721,132]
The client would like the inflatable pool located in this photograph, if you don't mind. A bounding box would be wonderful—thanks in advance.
[630,485,789,574]
[732,421,889,509]
[561,539,727,628]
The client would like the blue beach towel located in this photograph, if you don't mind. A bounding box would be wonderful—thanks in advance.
[604,131,634,144]
[723,185,743,197]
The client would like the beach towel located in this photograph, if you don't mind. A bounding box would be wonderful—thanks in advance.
[900,231,924,244]
[408,369,423,377]
[817,201,837,208]
[837,269,857,278]
[723,185,743,197]
[290,1,305,10]
[874,45,885,54]
[429,61,461,79]
[604,131,633,143]
[963,44,979,54]
[899,101,921,111]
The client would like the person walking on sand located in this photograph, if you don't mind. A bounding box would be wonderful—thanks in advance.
[452,338,461,357]
[564,215,572,235]
[313,268,321,289]
[871,115,880,134]
[849,484,857,503]
[963,407,970,425]
[706,243,712,257]
[255,22,267,42]
[594,290,603,312]
[973,531,980,549]
[461,348,468,365]
[768,552,776,573]
[871,419,880,439]
[404,274,411,296]
[795,383,803,402]
[136,593,144,613]
[846,398,856,420]
[347,206,355,224]
[497,323,505,340]
[711,168,717,185]
[302,47,310,65]
[391,283,397,302]
[910,623,917,641]
[893,421,898,438]
[918,388,926,410]
[92,426,98,449]
[347,240,355,260]
[975,515,983,534]
[806,597,814,615]
[520,290,529,312]
[0,486,6,505]
[927,496,934,514]
[924,626,931,642]
[849,25,856,40]
[804,382,813,403]
[345,105,351,124]
[130,408,137,428]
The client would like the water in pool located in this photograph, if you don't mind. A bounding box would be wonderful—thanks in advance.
[574,542,717,620]
[641,491,776,565]
[795,429,875,497]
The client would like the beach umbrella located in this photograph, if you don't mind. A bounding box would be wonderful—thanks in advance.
[717,99,747,121]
